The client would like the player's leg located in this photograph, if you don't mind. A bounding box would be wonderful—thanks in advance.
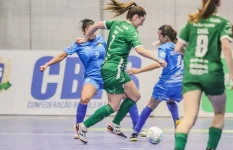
[108,80,141,138]
[206,93,226,150]
[203,75,226,150]
[166,86,183,128]
[174,90,202,150]
[77,69,132,142]
[74,78,99,139]
[129,103,139,128]
[122,94,140,129]
[76,78,99,123]
[129,97,161,141]
[166,100,180,127]
[78,93,123,143]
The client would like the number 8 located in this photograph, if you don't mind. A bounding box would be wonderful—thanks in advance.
[195,35,208,57]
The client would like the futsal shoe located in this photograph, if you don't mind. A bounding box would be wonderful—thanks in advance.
[175,119,181,128]
[77,123,88,144]
[107,124,127,139]
[129,133,138,141]
[138,129,147,137]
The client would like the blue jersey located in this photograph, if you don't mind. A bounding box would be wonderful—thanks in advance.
[64,35,106,80]
[157,42,184,87]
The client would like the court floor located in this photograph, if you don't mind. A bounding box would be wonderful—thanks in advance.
[0,116,232,150]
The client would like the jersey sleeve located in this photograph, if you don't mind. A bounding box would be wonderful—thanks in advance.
[158,46,166,60]
[104,20,117,30]
[126,31,142,48]
[220,20,233,42]
[179,23,190,44]
[64,42,80,55]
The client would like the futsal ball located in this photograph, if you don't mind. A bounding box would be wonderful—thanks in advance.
[146,127,163,144]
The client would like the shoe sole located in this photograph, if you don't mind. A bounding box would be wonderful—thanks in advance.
[129,138,138,142]
[107,128,127,139]
[77,134,88,144]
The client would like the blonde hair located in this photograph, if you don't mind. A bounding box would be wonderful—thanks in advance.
[104,0,146,18]
[189,0,220,23]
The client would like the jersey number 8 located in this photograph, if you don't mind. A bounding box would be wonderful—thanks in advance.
[195,35,208,57]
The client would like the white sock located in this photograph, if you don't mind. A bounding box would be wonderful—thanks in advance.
[112,122,120,127]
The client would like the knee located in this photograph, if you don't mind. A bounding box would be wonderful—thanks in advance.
[80,96,91,104]
[133,93,141,102]
[109,103,120,112]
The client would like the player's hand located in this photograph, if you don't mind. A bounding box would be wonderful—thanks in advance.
[157,59,167,68]
[76,37,87,44]
[127,68,141,75]
[40,64,48,72]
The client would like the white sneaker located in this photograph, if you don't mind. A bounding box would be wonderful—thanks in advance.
[77,123,88,143]
[107,124,127,139]
[138,129,147,137]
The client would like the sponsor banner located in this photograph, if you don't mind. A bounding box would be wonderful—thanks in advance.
[0,50,232,117]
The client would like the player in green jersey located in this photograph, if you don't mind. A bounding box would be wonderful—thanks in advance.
[75,0,166,143]
[174,0,233,150]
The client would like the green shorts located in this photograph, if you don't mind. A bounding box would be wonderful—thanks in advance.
[182,72,225,96]
[101,68,131,94]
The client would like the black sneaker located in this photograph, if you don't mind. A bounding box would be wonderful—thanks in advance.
[107,124,127,139]
[206,148,214,150]
[129,133,138,141]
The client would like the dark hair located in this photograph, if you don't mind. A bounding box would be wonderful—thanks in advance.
[104,0,146,19]
[79,19,94,31]
[189,0,220,23]
[159,25,177,43]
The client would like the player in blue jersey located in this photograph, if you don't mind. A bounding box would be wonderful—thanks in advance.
[127,25,184,141]
[39,19,141,138]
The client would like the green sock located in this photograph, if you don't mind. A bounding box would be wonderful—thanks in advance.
[207,127,222,150]
[83,104,114,128]
[112,98,136,125]
[175,133,188,150]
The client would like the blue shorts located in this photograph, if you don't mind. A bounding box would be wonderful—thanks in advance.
[152,82,183,102]
[84,77,104,91]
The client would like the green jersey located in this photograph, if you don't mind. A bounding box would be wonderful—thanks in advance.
[103,20,142,70]
[179,15,232,76]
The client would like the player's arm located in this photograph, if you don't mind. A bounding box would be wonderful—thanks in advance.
[127,62,160,75]
[175,23,190,54]
[135,46,167,67]
[40,51,68,72]
[175,42,186,55]
[46,51,68,66]
[221,39,233,83]
[76,22,106,44]
[220,22,233,88]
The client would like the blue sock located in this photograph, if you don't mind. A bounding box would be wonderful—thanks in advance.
[76,102,87,124]
[166,102,179,124]
[134,106,152,134]
[129,104,139,128]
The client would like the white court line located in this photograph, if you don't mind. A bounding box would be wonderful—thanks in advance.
[0,132,233,138]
